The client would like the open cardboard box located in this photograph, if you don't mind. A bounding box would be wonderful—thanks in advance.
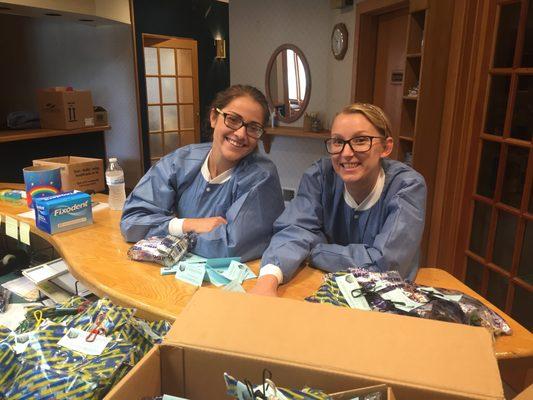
[33,156,104,193]
[106,289,504,400]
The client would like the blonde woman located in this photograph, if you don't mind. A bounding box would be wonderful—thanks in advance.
[251,103,426,296]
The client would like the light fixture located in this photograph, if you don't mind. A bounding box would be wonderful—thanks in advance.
[215,39,226,59]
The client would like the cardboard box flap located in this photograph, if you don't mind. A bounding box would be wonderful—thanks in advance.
[166,289,503,399]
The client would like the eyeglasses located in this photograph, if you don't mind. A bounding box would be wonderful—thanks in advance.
[215,108,265,139]
[324,136,384,154]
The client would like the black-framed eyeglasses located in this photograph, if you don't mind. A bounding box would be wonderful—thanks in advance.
[324,136,384,154]
[215,108,265,139]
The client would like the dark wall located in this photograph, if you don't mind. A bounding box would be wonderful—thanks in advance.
[132,0,230,172]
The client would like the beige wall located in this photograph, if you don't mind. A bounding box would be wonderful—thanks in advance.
[229,0,356,190]
[0,13,141,187]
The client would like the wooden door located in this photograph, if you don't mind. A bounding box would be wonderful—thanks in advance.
[142,34,200,166]
[372,7,408,146]
[459,0,532,330]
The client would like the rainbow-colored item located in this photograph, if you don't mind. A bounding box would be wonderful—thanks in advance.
[23,166,62,207]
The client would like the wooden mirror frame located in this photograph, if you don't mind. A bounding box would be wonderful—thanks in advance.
[265,44,311,124]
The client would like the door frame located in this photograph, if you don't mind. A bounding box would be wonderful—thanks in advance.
[350,0,409,103]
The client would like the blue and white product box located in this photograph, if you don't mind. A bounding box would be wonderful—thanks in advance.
[34,191,93,234]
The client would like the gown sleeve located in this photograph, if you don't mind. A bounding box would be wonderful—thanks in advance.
[193,163,284,262]
[260,162,328,281]
[309,174,426,280]
[120,155,180,242]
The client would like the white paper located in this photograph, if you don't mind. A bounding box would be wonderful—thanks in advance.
[23,259,69,284]
[335,274,371,311]
[381,288,424,312]
[1,276,39,301]
[0,302,42,331]
[58,328,111,356]
[19,222,30,245]
[17,210,35,219]
[5,216,18,240]
[17,202,108,221]
[51,273,91,297]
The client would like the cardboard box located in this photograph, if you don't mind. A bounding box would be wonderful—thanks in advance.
[33,156,104,193]
[105,344,396,400]
[106,289,504,400]
[37,87,94,129]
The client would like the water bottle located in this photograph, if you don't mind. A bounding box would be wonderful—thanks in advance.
[106,157,126,210]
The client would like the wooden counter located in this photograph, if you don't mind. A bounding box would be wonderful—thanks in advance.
[0,183,532,365]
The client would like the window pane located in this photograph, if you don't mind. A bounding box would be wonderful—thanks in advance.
[510,76,533,141]
[492,211,517,271]
[476,140,500,198]
[469,201,491,257]
[164,132,180,154]
[149,133,163,158]
[179,105,194,130]
[493,2,521,68]
[181,131,195,147]
[512,285,533,331]
[465,257,484,294]
[501,146,528,208]
[148,106,161,132]
[484,76,510,136]
[177,49,192,76]
[144,47,158,75]
[163,106,178,131]
[517,220,533,284]
[520,1,533,66]
[146,77,160,104]
[178,78,193,103]
[486,269,508,311]
[159,48,175,75]
[161,77,177,103]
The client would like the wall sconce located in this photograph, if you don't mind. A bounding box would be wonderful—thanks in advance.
[215,39,226,59]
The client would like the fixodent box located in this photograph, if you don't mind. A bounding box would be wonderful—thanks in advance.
[34,191,93,234]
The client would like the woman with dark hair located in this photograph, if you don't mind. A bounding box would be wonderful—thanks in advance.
[120,85,284,261]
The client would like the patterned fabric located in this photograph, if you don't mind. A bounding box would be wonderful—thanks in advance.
[0,297,170,399]
[305,268,512,336]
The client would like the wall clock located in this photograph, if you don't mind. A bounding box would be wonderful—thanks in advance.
[331,23,348,60]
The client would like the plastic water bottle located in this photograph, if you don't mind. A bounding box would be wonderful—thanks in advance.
[106,157,126,210]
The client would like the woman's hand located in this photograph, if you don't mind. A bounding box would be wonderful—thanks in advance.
[182,217,227,234]
[248,275,279,297]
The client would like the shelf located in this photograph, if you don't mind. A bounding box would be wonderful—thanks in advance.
[262,127,330,153]
[406,53,422,58]
[0,125,111,143]
[403,96,419,101]
[399,135,415,142]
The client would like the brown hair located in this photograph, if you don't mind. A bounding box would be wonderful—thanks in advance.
[210,84,270,125]
[336,103,392,138]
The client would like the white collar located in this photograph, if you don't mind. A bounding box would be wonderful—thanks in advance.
[201,150,234,184]
[343,168,385,211]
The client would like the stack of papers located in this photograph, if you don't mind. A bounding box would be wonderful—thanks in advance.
[22,259,91,302]
[161,254,256,292]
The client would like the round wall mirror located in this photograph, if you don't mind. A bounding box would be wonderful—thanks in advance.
[265,44,311,123]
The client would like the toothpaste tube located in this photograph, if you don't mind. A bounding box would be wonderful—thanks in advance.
[34,191,93,234]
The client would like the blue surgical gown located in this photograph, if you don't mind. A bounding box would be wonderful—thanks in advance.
[261,158,426,281]
[120,143,284,261]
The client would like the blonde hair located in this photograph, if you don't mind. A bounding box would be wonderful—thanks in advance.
[336,103,392,138]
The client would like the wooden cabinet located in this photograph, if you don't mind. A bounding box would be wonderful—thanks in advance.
[396,0,454,263]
